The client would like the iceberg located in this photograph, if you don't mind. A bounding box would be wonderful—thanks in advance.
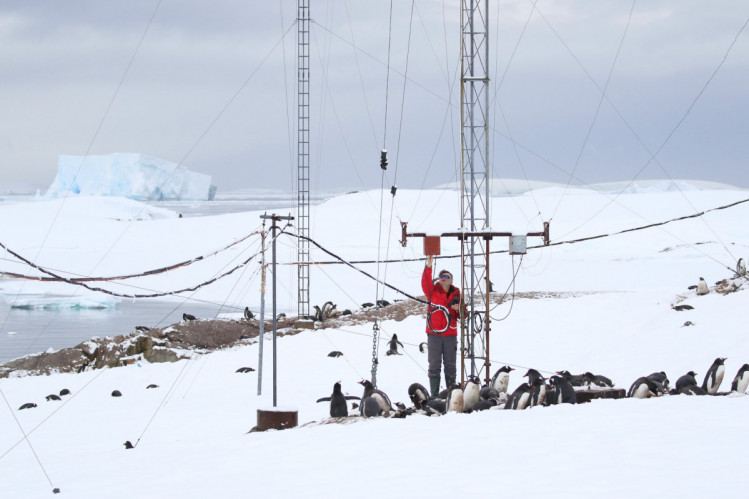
[45,153,217,201]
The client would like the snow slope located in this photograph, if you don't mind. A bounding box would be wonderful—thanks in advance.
[1,183,749,498]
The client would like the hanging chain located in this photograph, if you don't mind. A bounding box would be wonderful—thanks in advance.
[371,320,380,387]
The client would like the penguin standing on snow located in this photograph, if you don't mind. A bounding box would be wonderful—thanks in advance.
[445,384,464,413]
[504,383,531,410]
[737,258,746,277]
[243,307,254,320]
[490,365,515,394]
[525,369,547,407]
[627,377,662,399]
[358,380,393,414]
[548,375,577,404]
[360,397,383,417]
[730,363,749,393]
[696,277,709,296]
[675,371,698,390]
[316,382,360,417]
[701,357,726,394]
[462,376,481,413]
[312,305,324,322]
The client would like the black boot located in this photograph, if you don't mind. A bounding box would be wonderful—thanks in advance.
[445,375,456,388]
[429,377,441,398]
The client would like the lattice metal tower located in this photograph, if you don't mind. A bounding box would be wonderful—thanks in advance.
[297,0,310,319]
[460,0,491,382]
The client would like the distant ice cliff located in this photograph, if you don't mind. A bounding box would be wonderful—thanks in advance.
[45,153,216,201]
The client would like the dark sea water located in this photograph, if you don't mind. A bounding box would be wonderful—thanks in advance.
[0,300,234,364]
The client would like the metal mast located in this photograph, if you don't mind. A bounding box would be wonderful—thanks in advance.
[297,0,310,319]
[460,0,491,382]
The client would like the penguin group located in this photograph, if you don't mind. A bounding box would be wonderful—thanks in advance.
[16,388,74,410]
[313,355,749,423]
[311,301,342,322]
[626,357,749,398]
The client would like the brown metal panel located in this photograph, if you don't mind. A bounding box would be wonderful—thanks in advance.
[423,236,441,256]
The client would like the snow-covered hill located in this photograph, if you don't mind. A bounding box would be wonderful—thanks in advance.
[1,182,749,497]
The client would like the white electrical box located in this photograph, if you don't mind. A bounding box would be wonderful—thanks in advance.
[510,235,527,255]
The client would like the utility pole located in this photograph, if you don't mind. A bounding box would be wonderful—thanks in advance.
[260,213,294,407]
[257,227,266,396]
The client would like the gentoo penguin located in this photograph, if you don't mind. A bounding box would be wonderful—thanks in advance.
[408,383,430,409]
[182,313,196,322]
[675,371,698,390]
[376,299,391,308]
[243,307,254,320]
[696,277,709,296]
[316,382,361,417]
[358,380,393,414]
[135,326,150,332]
[504,383,531,410]
[45,394,61,401]
[701,357,726,394]
[525,369,547,407]
[548,375,577,404]
[737,258,746,277]
[627,377,662,399]
[445,384,464,413]
[276,313,287,322]
[327,351,343,358]
[59,388,71,396]
[672,304,694,311]
[675,385,707,396]
[327,306,341,319]
[462,376,481,413]
[556,370,586,387]
[490,365,515,394]
[361,302,374,309]
[474,398,498,411]
[479,386,500,401]
[730,363,749,393]
[235,367,255,373]
[646,372,670,391]
[18,402,37,410]
[422,398,446,416]
[387,334,404,355]
[313,305,323,322]
[321,301,334,319]
[418,342,428,354]
[583,372,614,388]
[360,396,383,417]
[111,390,122,397]
[123,441,134,449]
[146,384,159,389]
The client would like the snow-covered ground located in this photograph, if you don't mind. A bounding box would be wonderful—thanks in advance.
[2,182,749,498]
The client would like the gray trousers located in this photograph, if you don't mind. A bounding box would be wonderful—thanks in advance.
[427,334,457,379]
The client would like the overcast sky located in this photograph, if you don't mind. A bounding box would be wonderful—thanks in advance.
[1,0,748,195]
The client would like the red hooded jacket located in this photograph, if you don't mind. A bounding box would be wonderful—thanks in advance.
[421,266,461,336]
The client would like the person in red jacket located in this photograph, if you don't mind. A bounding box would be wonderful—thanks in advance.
[422,255,462,397]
